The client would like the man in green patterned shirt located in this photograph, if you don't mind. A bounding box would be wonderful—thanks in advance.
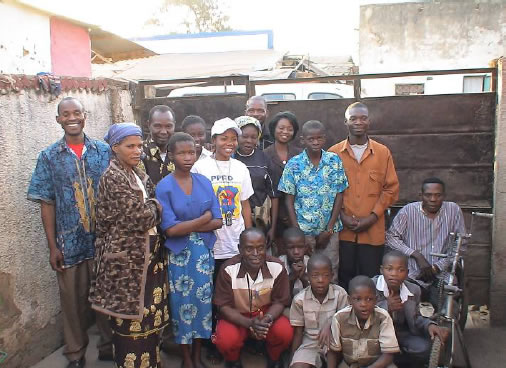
[141,105,176,185]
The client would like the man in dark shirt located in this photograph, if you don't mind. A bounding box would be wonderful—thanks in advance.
[245,96,272,149]
[141,105,176,184]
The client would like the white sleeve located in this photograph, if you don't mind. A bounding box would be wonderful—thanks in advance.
[240,164,254,201]
[191,160,203,174]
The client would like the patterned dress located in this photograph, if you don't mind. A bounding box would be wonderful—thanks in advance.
[168,233,214,343]
[90,158,169,368]
[111,236,169,368]
[155,173,222,345]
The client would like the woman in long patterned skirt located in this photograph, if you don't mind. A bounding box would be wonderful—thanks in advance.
[90,123,169,367]
[156,133,223,368]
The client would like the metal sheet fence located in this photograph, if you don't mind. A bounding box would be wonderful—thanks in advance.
[136,90,495,305]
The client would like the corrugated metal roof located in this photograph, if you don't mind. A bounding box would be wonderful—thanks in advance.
[92,50,286,80]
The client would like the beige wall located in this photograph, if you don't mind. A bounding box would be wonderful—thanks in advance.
[359,0,505,96]
[0,84,132,367]
[359,0,505,72]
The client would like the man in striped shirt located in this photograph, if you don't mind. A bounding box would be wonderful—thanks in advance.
[385,177,466,296]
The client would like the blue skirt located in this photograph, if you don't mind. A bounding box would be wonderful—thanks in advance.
[168,233,214,344]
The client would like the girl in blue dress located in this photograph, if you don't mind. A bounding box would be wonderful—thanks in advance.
[155,133,223,368]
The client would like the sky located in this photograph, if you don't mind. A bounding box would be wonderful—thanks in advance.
[20,0,368,58]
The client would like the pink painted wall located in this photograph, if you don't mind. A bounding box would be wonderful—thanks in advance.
[50,17,91,77]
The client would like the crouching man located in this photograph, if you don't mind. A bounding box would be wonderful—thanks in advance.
[213,228,294,368]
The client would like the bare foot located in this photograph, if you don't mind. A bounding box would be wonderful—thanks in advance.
[182,358,195,368]
[193,356,210,368]
[205,347,223,365]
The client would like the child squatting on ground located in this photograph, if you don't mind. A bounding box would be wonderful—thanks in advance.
[327,276,400,368]
[373,251,449,368]
[289,254,348,368]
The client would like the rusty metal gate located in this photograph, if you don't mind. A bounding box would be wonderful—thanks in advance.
[134,69,496,305]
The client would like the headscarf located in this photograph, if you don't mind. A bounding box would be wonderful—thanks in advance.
[234,116,262,139]
[104,122,142,146]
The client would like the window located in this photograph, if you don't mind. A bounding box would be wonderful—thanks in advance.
[261,93,296,101]
[395,84,425,96]
[308,92,343,100]
[463,75,491,93]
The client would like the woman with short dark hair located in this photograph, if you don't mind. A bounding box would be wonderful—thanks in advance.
[264,111,302,254]
[156,132,223,368]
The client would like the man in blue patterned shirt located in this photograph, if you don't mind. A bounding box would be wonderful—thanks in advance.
[27,97,112,368]
[278,120,348,283]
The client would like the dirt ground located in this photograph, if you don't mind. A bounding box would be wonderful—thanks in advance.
[31,308,504,368]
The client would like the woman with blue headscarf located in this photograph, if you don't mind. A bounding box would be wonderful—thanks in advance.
[89,123,169,368]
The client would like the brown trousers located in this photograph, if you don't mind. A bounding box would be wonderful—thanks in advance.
[56,259,112,361]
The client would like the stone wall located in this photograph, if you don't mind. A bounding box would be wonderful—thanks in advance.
[0,76,133,367]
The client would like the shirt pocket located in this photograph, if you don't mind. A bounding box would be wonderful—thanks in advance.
[368,170,385,197]
[367,339,381,356]
[304,311,319,329]
[341,338,355,361]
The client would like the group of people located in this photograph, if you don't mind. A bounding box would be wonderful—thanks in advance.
[28,95,465,368]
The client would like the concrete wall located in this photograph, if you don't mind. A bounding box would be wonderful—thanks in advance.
[359,0,505,96]
[0,78,133,367]
[492,58,506,325]
[0,2,52,75]
[50,17,92,78]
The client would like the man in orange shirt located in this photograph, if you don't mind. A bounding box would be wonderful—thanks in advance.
[328,102,399,290]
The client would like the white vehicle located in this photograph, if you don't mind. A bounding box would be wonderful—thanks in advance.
[167,82,354,100]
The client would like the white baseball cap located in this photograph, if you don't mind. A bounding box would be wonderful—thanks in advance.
[211,117,242,137]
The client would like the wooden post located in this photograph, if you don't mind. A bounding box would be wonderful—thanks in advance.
[133,81,146,131]
[354,78,361,100]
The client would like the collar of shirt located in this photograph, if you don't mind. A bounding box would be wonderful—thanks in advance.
[348,308,373,330]
[376,275,413,303]
[301,149,330,170]
[418,201,446,218]
[340,138,375,155]
[144,137,168,159]
[200,147,213,159]
[57,134,96,154]
[306,284,336,304]
[237,260,273,279]
[110,157,149,193]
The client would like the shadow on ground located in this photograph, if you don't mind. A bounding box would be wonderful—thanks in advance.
[32,314,505,368]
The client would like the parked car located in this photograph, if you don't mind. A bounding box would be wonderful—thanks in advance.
[167,82,354,100]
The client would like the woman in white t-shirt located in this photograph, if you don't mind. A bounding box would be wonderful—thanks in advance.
[191,117,254,272]
[191,117,254,363]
